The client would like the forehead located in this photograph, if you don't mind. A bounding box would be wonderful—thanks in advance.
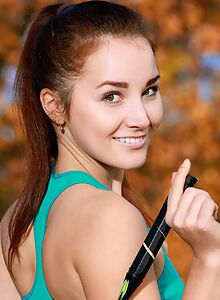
[80,37,158,84]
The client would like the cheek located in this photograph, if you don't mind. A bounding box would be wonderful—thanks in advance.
[146,99,164,126]
[69,103,119,140]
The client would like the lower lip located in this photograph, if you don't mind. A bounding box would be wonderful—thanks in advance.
[113,136,147,149]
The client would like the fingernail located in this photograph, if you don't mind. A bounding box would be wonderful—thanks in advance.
[181,159,189,167]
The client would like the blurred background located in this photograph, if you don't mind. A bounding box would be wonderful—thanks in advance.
[0,0,220,282]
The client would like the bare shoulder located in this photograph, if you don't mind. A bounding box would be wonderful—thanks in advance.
[51,185,161,300]
[73,186,149,262]
[47,183,147,245]
[47,182,145,228]
[85,188,148,240]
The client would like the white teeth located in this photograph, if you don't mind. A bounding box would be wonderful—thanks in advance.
[114,136,144,144]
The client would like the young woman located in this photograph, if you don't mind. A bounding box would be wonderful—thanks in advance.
[1,1,220,299]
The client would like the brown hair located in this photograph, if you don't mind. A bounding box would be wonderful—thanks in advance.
[9,0,155,274]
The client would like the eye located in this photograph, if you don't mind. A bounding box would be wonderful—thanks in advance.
[143,86,159,97]
[102,91,122,103]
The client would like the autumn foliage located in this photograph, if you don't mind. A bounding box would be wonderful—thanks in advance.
[0,0,220,281]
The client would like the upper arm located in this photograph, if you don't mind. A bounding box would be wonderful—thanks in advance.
[75,191,161,300]
[0,221,20,300]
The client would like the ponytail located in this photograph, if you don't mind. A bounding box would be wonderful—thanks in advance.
[8,3,63,275]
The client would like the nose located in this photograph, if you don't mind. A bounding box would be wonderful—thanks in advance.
[124,99,150,129]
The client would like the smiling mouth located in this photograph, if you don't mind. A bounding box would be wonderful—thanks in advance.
[113,135,146,144]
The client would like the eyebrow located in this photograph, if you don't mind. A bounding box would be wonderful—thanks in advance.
[96,74,160,89]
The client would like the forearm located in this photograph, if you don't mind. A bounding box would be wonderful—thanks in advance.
[183,255,220,300]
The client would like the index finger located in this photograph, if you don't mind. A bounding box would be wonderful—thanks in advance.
[167,159,191,217]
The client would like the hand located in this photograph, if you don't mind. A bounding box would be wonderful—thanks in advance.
[165,159,220,266]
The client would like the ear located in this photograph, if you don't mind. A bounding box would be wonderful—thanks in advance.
[40,88,65,125]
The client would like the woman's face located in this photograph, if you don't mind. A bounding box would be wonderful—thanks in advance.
[67,36,163,170]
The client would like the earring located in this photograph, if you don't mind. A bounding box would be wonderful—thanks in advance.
[59,122,66,134]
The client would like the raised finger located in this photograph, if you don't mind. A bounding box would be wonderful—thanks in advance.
[167,159,191,220]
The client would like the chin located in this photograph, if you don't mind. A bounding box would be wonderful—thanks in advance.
[118,156,147,170]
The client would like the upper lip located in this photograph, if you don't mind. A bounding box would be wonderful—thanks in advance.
[113,135,147,138]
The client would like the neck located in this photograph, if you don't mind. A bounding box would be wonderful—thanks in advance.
[55,129,124,195]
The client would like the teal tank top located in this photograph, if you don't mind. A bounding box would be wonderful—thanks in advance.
[22,169,185,300]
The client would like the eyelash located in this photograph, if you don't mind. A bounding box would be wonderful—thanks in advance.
[144,86,159,97]
[102,86,159,103]
[103,91,122,103]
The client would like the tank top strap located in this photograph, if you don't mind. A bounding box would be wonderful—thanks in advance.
[42,169,110,211]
